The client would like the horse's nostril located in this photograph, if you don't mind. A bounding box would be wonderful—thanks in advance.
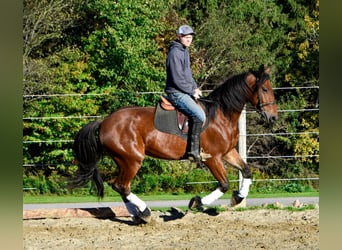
[270,115,277,122]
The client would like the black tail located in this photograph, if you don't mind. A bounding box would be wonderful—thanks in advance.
[69,120,104,198]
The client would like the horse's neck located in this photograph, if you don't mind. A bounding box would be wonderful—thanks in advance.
[214,110,241,128]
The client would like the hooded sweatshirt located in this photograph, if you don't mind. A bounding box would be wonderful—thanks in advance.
[165,40,197,95]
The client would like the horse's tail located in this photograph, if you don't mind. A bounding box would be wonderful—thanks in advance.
[69,120,104,198]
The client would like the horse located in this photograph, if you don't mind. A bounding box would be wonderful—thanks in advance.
[70,64,278,224]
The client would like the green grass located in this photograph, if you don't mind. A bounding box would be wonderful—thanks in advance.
[23,191,319,204]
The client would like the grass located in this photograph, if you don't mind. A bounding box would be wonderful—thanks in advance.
[23,191,319,204]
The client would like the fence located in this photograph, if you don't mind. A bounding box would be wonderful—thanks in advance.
[23,86,319,188]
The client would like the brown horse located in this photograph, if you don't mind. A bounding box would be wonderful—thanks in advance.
[71,65,278,224]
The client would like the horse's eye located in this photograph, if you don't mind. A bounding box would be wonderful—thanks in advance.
[262,87,268,93]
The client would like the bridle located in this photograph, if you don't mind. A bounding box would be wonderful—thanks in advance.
[255,74,276,112]
[198,71,277,114]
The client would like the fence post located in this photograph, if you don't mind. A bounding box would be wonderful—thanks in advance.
[238,105,247,190]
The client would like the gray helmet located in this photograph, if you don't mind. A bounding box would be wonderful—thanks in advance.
[176,25,196,36]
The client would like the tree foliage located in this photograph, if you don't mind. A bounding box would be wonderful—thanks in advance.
[82,0,167,91]
[23,0,319,194]
[194,0,288,86]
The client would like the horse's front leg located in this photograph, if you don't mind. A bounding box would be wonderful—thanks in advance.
[189,157,228,211]
[223,148,252,206]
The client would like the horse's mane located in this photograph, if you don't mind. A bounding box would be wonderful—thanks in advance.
[201,72,253,121]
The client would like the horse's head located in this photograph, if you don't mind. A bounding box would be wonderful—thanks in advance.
[247,65,278,123]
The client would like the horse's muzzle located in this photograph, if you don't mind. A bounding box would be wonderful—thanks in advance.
[262,111,278,123]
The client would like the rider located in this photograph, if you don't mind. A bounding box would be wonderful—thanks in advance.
[165,24,205,162]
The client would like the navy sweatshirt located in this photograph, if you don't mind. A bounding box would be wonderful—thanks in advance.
[165,40,197,95]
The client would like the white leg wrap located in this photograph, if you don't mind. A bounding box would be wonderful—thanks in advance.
[238,178,252,198]
[126,192,147,212]
[201,188,224,205]
[125,201,138,217]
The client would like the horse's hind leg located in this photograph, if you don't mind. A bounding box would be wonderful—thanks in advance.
[124,193,151,224]
[223,148,252,206]
[110,157,151,224]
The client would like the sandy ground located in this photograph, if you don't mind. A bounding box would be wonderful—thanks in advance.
[23,206,319,250]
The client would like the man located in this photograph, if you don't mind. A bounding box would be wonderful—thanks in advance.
[165,24,205,162]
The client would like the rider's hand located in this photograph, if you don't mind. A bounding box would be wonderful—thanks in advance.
[193,88,202,99]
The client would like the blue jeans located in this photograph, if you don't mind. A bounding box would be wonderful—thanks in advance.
[167,92,205,122]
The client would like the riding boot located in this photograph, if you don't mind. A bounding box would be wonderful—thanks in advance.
[187,117,203,162]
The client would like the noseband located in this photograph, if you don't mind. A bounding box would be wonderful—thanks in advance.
[257,100,277,110]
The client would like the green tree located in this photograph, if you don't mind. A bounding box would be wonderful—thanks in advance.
[82,0,167,89]
[23,0,319,194]
[270,0,319,175]
[23,0,173,189]
[23,0,99,180]
[194,0,287,86]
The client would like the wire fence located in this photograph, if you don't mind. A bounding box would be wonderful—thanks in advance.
[22,86,319,185]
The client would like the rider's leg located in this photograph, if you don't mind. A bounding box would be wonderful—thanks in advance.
[167,92,205,161]
[187,117,203,161]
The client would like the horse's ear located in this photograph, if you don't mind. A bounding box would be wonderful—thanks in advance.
[257,64,265,78]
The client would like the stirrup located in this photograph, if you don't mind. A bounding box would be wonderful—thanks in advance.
[187,151,199,161]
[187,150,211,162]
[199,150,212,161]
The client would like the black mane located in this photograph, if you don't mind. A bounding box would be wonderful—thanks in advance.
[201,72,253,121]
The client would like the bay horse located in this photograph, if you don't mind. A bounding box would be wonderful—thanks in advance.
[70,65,278,224]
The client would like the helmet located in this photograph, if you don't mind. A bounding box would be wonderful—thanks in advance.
[176,25,196,36]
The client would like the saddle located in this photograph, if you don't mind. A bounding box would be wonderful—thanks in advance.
[154,95,207,139]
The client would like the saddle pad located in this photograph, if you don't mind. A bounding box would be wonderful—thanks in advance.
[154,103,188,139]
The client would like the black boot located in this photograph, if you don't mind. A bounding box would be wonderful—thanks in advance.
[187,117,203,162]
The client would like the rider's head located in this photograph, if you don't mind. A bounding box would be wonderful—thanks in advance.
[176,25,196,48]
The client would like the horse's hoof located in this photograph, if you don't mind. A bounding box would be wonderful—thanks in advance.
[132,215,143,225]
[231,190,246,208]
[188,196,203,211]
[138,207,152,223]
